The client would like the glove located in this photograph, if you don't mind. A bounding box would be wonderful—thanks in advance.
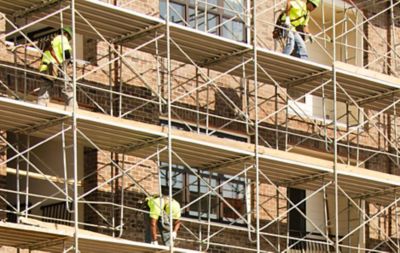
[150,241,158,245]
[284,16,291,27]
[172,231,177,240]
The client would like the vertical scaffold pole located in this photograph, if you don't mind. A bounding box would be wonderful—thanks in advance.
[24,135,30,218]
[332,0,339,251]
[166,0,174,252]
[253,0,260,252]
[389,0,397,70]
[71,0,79,252]
[16,134,20,223]
[395,192,400,253]
[247,0,251,46]
[276,187,281,252]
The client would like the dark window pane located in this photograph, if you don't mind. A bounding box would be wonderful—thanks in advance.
[158,122,247,224]
[189,192,219,219]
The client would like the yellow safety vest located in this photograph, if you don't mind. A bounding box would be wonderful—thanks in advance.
[39,35,72,72]
[147,196,181,220]
[282,0,310,29]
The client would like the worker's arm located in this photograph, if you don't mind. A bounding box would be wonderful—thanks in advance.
[286,0,291,15]
[173,219,181,233]
[61,35,72,61]
[303,26,310,34]
[150,218,158,241]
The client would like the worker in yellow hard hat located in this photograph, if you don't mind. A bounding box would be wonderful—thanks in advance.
[143,193,181,246]
[281,0,320,59]
[37,26,73,107]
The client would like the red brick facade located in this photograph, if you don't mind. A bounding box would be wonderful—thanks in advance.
[0,0,399,252]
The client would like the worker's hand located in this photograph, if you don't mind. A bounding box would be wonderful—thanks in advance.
[150,241,158,246]
[172,231,177,240]
[65,58,73,66]
[284,16,291,27]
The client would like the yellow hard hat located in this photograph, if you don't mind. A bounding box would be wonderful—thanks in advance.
[63,26,73,38]
[308,0,320,7]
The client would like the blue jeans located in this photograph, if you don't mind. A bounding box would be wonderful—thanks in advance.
[282,30,308,59]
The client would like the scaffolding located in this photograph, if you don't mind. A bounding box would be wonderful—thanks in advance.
[0,0,398,252]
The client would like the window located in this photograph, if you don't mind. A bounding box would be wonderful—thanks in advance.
[288,94,363,128]
[288,188,306,241]
[159,120,248,224]
[160,165,247,224]
[160,0,247,42]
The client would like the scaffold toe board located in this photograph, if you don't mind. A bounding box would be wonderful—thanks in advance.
[0,219,201,253]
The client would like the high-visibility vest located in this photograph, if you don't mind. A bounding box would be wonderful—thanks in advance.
[147,196,181,220]
[281,0,310,29]
[39,35,71,72]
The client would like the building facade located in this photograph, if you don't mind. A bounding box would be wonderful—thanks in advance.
[0,0,399,252]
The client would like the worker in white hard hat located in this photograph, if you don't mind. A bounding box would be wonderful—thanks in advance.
[281,0,320,59]
[37,26,74,107]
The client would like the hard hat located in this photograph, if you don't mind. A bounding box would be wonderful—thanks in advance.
[63,26,73,38]
[308,0,320,7]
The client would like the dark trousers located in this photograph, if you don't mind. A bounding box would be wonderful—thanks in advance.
[37,63,73,106]
[144,207,171,246]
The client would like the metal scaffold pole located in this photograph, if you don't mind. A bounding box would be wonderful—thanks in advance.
[332,0,339,252]
[253,0,260,252]
[166,0,174,252]
[72,0,79,252]
[0,0,400,252]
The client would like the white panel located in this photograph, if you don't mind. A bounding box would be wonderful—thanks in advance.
[306,191,326,234]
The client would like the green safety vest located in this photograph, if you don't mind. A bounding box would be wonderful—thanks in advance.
[281,0,310,29]
[147,196,181,220]
[39,34,72,72]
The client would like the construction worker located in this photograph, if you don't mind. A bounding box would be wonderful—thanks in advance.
[37,26,73,107]
[144,194,181,246]
[281,0,320,59]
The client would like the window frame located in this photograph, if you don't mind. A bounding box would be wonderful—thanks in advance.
[160,0,248,42]
[159,119,249,225]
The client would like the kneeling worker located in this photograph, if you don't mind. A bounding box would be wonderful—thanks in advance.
[144,194,181,246]
[37,26,73,107]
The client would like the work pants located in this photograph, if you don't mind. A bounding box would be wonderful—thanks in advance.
[282,30,308,60]
[143,207,171,246]
[37,63,73,107]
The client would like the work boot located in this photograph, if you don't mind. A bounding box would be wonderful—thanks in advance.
[37,91,50,107]
[63,89,78,111]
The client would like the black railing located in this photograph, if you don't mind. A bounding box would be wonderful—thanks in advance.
[41,202,72,225]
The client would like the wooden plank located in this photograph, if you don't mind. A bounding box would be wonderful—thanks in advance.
[335,61,400,88]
